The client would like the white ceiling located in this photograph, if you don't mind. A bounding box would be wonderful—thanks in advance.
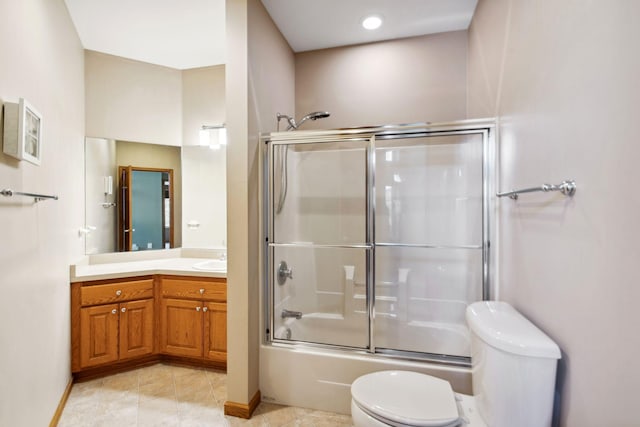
[63,0,226,70]
[262,0,478,52]
[64,0,477,70]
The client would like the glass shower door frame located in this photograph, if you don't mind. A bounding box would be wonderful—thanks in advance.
[266,136,374,351]
[263,122,494,364]
[371,128,491,364]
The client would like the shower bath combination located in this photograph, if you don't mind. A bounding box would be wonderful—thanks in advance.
[264,119,495,363]
[261,120,496,414]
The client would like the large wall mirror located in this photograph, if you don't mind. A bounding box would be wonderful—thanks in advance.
[83,52,226,255]
[84,138,226,254]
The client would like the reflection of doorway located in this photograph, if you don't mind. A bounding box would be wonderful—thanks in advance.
[118,166,174,251]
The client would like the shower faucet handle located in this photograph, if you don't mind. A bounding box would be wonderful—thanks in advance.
[277,261,293,285]
[282,266,293,279]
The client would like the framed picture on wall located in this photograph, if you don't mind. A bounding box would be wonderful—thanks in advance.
[2,98,42,165]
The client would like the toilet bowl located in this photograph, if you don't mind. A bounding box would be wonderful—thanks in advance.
[350,301,561,427]
[350,371,485,427]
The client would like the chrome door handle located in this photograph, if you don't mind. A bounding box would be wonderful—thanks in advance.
[196,306,201,312]
[203,307,208,313]
[115,290,122,296]
[111,309,117,314]
[121,307,127,313]
[199,288,205,295]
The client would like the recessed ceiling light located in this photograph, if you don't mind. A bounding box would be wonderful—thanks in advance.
[362,15,382,30]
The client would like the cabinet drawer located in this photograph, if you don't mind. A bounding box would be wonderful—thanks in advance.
[161,277,226,301]
[81,279,154,306]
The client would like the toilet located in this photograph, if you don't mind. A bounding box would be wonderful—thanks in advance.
[351,301,561,427]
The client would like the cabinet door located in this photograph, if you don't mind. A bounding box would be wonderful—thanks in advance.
[160,298,203,358]
[119,299,154,360]
[203,301,227,362]
[80,303,119,368]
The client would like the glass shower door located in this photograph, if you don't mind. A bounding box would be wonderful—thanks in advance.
[374,133,485,359]
[269,139,371,348]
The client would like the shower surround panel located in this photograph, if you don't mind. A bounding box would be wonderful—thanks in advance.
[262,121,494,413]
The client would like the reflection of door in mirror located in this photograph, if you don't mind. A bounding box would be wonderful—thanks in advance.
[118,166,174,251]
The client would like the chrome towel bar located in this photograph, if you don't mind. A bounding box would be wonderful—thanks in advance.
[497,180,576,200]
[1,188,59,202]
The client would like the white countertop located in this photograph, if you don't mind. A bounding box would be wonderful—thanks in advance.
[70,248,227,283]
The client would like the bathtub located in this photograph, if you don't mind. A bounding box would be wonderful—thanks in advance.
[261,314,472,414]
[259,340,471,415]
[274,312,470,357]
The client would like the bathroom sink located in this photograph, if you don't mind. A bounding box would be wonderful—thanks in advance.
[192,259,227,272]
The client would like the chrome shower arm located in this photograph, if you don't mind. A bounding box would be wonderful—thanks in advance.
[276,113,298,130]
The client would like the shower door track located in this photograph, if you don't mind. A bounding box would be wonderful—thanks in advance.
[263,120,495,366]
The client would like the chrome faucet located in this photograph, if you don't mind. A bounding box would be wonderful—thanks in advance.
[281,309,303,320]
[277,261,293,285]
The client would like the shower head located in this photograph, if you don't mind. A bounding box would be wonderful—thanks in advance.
[303,111,330,121]
[276,111,331,130]
[296,111,331,128]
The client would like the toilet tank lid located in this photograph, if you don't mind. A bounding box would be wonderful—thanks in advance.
[466,301,561,359]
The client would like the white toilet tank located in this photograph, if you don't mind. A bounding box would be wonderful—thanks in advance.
[466,301,561,427]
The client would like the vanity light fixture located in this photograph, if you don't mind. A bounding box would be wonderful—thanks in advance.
[362,15,382,30]
[200,124,227,150]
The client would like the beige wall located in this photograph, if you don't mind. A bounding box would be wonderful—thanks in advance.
[182,146,227,248]
[181,65,227,250]
[116,140,183,247]
[225,0,295,406]
[182,65,226,147]
[0,0,84,425]
[248,0,296,400]
[468,1,640,426]
[295,31,468,130]
[85,50,182,146]
[225,0,252,405]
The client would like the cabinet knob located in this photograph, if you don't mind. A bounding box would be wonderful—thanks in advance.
[121,307,127,313]
[203,307,208,313]
[115,290,122,296]
[111,309,117,314]
[196,306,201,312]
[199,288,205,295]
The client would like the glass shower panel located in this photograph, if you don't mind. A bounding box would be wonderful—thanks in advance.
[374,133,484,358]
[374,246,482,357]
[375,134,483,247]
[272,140,368,245]
[270,138,371,349]
[272,245,368,348]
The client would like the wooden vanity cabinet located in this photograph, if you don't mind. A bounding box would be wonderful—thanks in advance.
[72,274,227,376]
[79,303,119,367]
[204,300,227,362]
[72,277,155,372]
[160,276,227,367]
[161,298,204,358]
[119,298,155,360]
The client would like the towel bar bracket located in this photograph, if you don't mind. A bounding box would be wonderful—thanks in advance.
[497,180,576,200]
[1,188,59,202]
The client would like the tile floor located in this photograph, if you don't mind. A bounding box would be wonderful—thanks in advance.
[58,363,353,427]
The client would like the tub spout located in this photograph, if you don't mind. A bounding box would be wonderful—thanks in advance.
[281,309,303,320]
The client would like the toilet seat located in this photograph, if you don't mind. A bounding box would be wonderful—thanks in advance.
[351,371,462,427]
